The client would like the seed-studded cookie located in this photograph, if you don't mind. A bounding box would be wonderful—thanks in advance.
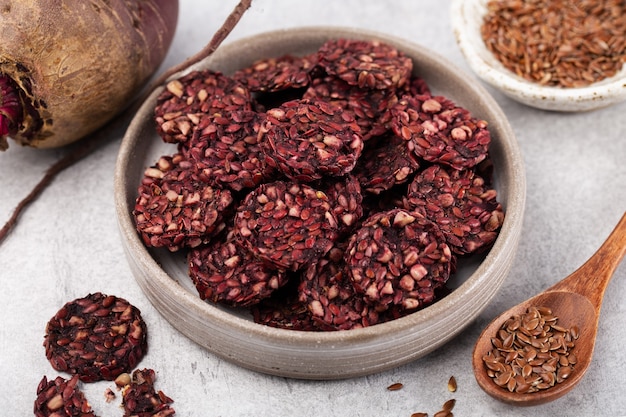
[391,94,491,170]
[303,75,397,141]
[34,375,98,417]
[44,293,147,383]
[232,53,318,92]
[298,242,383,330]
[298,244,422,329]
[317,38,413,90]
[352,133,421,194]
[154,70,253,145]
[188,231,289,307]
[121,369,175,417]
[345,209,453,310]
[405,164,504,255]
[182,110,276,192]
[320,174,364,236]
[251,278,326,331]
[252,297,324,331]
[133,153,234,251]
[234,180,340,271]
[259,98,364,182]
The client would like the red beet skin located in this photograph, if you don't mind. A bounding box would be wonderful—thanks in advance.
[0,0,179,150]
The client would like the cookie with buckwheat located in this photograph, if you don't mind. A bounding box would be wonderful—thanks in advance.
[352,132,421,195]
[34,375,98,417]
[405,163,504,255]
[154,70,253,145]
[181,110,276,192]
[121,369,175,417]
[319,174,364,237]
[44,293,147,383]
[317,38,413,90]
[298,242,384,330]
[252,278,326,331]
[390,94,491,170]
[234,180,340,271]
[345,209,453,310]
[188,230,290,307]
[233,53,318,92]
[303,75,397,141]
[133,153,234,252]
[259,98,364,182]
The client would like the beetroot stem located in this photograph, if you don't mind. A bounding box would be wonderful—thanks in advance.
[145,0,252,95]
[0,0,253,244]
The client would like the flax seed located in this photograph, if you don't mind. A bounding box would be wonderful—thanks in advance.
[482,306,580,394]
[387,382,404,391]
[481,0,626,88]
[448,376,457,392]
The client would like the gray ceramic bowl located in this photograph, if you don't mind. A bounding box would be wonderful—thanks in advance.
[114,27,526,380]
[451,0,626,112]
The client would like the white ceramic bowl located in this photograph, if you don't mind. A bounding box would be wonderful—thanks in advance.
[450,0,626,112]
[114,27,526,380]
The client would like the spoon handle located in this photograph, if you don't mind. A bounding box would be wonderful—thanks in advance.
[548,212,626,313]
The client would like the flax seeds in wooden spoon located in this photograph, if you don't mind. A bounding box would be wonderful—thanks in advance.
[472,212,626,406]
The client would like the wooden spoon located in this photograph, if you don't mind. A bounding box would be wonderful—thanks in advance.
[472,212,626,406]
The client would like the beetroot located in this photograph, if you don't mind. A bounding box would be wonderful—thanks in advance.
[0,0,178,150]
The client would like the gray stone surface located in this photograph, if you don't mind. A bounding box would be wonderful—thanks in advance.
[1,1,625,416]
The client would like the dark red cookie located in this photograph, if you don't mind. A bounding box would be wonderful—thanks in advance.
[298,242,384,330]
[252,300,322,331]
[251,280,325,331]
[154,70,252,145]
[303,75,397,141]
[352,133,421,195]
[391,94,491,170]
[34,375,97,417]
[234,180,340,271]
[406,164,504,255]
[182,110,276,192]
[188,231,290,307]
[121,369,175,417]
[44,293,147,383]
[232,53,317,92]
[259,98,364,182]
[345,209,453,310]
[320,174,364,236]
[317,38,413,90]
[133,153,234,252]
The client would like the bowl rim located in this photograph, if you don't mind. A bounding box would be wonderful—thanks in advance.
[450,0,626,110]
[114,25,526,377]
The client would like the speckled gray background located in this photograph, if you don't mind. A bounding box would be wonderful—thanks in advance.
[1,1,624,416]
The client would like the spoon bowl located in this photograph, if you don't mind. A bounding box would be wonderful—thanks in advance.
[472,213,626,406]
[473,291,596,406]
